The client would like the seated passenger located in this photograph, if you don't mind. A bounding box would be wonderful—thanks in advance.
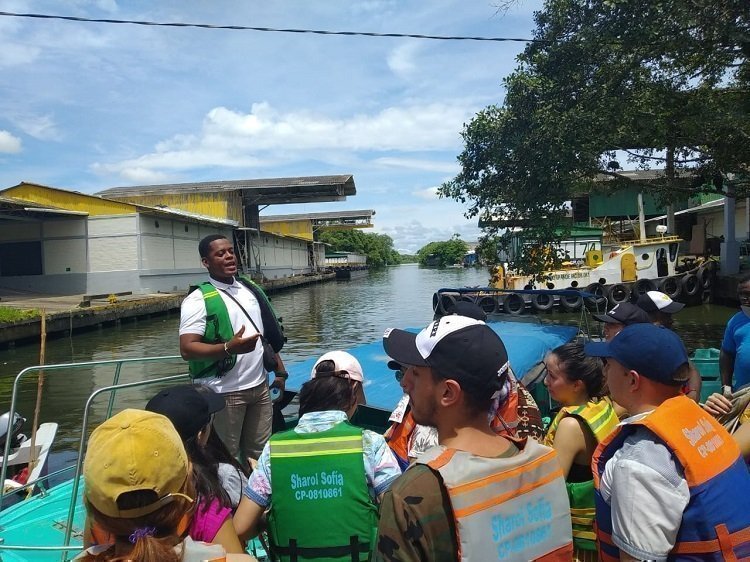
[543,342,619,561]
[233,351,401,560]
[77,408,255,562]
[145,385,248,551]
[586,324,750,561]
[385,360,544,469]
[636,291,702,402]
[385,304,544,469]
[377,315,573,561]
[592,302,650,341]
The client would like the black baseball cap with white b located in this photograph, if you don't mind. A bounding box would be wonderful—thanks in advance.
[382,316,509,392]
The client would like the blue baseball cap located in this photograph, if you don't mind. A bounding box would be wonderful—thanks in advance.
[584,323,689,385]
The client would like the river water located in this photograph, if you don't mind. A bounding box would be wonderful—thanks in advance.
[0,264,738,458]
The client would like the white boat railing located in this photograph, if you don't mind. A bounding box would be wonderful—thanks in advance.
[0,355,190,558]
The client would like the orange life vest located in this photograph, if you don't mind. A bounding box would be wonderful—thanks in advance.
[592,395,750,561]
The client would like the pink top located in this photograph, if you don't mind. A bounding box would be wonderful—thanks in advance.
[189,497,232,543]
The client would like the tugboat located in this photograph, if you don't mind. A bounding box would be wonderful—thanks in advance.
[434,235,717,316]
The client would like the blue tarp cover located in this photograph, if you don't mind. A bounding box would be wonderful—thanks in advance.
[285,320,578,410]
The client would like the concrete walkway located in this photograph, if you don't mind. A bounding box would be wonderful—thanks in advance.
[0,271,337,345]
[0,289,171,312]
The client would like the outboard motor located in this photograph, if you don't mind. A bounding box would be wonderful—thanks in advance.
[0,412,26,453]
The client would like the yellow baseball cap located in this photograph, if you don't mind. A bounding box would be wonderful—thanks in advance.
[84,409,190,519]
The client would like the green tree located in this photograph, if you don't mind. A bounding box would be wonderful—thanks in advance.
[441,0,749,275]
[417,235,469,267]
[317,230,401,267]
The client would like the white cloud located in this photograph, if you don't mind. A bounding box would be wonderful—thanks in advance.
[94,0,119,12]
[372,157,459,173]
[92,101,474,180]
[0,131,22,153]
[9,114,62,141]
[387,42,421,78]
[378,218,480,254]
[0,43,41,67]
[412,186,440,200]
[118,167,173,184]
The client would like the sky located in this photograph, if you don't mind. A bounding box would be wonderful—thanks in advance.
[0,0,544,253]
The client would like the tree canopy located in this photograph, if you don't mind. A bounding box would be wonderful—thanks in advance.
[317,229,401,267]
[416,236,469,267]
[441,0,749,275]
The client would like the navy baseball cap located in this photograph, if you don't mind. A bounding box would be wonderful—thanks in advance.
[584,323,689,385]
[592,302,651,325]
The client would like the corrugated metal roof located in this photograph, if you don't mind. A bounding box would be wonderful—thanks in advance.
[0,185,235,227]
[97,175,356,204]
[0,196,89,217]
[594,169,698,182]
[142,204,238,227]
[260,209,374,222]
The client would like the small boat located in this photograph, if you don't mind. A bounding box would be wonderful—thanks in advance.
[0,412,57,499]
[0,320,577,560]
[690,348,722,402]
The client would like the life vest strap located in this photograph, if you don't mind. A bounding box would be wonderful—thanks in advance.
[671,522,750,559]
[274,536,370,561]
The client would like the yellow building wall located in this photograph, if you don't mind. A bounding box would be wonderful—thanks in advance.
[106,191,242,223]
[261,220,314,241]
[2,184,135,216]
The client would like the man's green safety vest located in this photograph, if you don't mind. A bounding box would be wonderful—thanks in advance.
[187,275,284,379]
[267,421,379,562]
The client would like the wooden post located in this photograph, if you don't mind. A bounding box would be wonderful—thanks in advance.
[26,310,46,488]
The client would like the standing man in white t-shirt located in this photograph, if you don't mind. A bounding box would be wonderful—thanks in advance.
[179,234,287,464]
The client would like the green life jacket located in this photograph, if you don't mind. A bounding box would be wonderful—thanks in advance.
[543,397,619,551]
[187,275,284,380]
[267,421,379,562]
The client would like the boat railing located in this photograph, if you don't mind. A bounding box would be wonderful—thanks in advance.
[0,355,189,558]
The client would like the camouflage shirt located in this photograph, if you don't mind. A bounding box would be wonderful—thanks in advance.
[376,443,519,562]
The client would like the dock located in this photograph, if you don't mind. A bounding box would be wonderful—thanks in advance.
[0,272,335,346]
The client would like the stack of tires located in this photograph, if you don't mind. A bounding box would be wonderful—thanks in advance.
[431,262,716,318]
[587,262,716,310]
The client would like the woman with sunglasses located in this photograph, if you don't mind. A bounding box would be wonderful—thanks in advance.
[233,351,401,561]
[543,342,619,562]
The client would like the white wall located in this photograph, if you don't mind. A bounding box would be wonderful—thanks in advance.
[88,215,139,272]
[44,239,87,274]
[699,201,749,241]
[256,232,310,279]
[41,218,87,274]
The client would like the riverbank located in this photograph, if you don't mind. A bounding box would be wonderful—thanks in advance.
[0,272,335,347]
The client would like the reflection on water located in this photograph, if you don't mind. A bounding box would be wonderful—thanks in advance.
[0,264,738,459]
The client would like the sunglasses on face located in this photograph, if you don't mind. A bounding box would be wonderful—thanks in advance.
[394,368,406,383]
